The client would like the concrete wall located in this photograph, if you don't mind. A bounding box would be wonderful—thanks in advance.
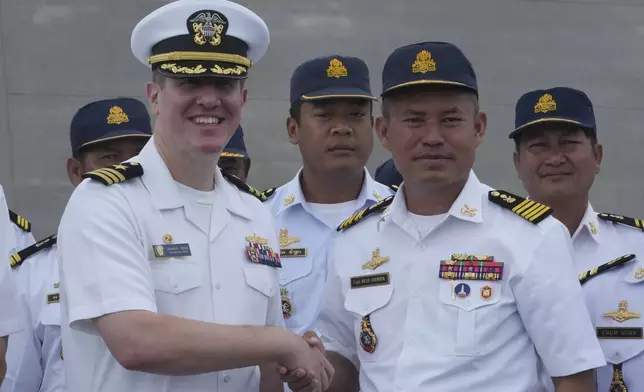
[1,0,643,238]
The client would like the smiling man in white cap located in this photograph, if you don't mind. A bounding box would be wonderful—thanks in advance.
[56,1,332,392]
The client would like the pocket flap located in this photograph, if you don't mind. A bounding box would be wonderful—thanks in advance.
[243,267,275,297]
[344,285,394,317]
[151,261,202,294]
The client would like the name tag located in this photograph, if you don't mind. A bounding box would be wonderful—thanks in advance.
[350,273,390,289]
[280,248,307,258]
[596,327,643,339]
[152,243,192,258]
[47,293,60,304]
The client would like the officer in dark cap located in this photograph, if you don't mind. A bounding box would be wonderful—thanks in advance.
[373,158,402,190]
[218,125,251,182]
[3,97,152,392]
[314,42,604,392]
[264,55,393,350]
[66,97,152,185]
[512,87,644,392]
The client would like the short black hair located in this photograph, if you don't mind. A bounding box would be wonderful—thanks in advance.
[513,126,598,152]
[289,99,373,124]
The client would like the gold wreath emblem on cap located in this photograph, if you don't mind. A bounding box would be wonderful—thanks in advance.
[327,58,348,79]
[534,94,557,114]
[412,50,436,74]
[107,106,129,125]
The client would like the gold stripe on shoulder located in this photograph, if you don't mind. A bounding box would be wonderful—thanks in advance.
[82,162,143,186]
[488,190,552,224]
[598,213,644,232]
[578,254,636,285]
[337,196,394,232]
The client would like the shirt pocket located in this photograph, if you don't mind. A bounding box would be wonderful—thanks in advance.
[151,260,203,315]
[239,267,276,325]
[437,279,502,356]
[344,285,394,363]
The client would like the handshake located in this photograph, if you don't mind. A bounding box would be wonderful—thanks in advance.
[275,330,335,392]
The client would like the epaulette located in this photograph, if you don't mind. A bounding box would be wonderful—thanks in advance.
[578,254,635,285]
[597,213,644,232]
[389,184,399,193]
[8,209,31,232]
[337,195,394,232]
[82,162,143,186]
[488,190,552,224]
[10,234,57,269]
[262,187,277,201]
[221,170,267,201]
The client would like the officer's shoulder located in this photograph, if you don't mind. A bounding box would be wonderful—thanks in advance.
[8,209,32,232]
[10,234,57,269]
[221,169,268,202]
[261,186,278,202]
[487,190,553,225]
[578,254,636,285]
[82,162,143,186]
[597,212,644,233]
[337,195,394,232]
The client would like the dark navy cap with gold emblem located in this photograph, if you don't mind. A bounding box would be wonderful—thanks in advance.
[381,41,478,97]
[131,0,269,79]
[70,98,152,156]
[290,55,377,104]
[510,87,596,139]
[221,126,248,159]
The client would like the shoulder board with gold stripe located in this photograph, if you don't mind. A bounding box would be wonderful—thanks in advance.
[82,162,143,186]
[389,184,399,193]
[10,234,57,269]
[488,190,552,224]
[597,213,644,232]
[221,170,267,201]
[337,195,394,232]
[8,209,31,232]
[578,254,635,285]
[261,187,276,201]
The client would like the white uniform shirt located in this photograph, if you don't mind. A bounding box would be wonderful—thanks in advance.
[317,172,606,392]
[2,244,64,392]
[571,205,644,391]
[0,185,22,338]
[57,139,284,392]
[264,168,393,334]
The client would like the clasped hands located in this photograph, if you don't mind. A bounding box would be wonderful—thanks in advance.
[276,331,335,392]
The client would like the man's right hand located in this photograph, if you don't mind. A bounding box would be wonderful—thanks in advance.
[276,330,334,391]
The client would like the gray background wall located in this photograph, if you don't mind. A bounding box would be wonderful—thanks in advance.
[1,0,643,238]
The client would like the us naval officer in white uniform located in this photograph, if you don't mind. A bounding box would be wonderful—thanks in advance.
[0,185,24,385]
[56,1,332,392]
[511,86,644,392]
[264,55,393,336]
[315,42,606,392]
[1,97,153,392]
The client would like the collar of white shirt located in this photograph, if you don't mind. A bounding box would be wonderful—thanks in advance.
[572,203,601,244]
[127,137,252,220]
[382,170,486,237]
[275,167,384,216]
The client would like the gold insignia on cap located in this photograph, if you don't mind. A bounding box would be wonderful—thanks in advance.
[107,106,129,125]
[534,94,557,114]
[362,248,389,270]
[460,204,477,217]
[412,50,436,74]
[604,300,640,323]
[327,58,348,79]
[283,194,295,206]
[279,228,300,247]
[189,11,227,46]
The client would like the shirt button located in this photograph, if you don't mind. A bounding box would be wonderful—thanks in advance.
[223,374,231,383]
[418,244,425,250]
[215,283,221,290]
[615,351,620,358]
